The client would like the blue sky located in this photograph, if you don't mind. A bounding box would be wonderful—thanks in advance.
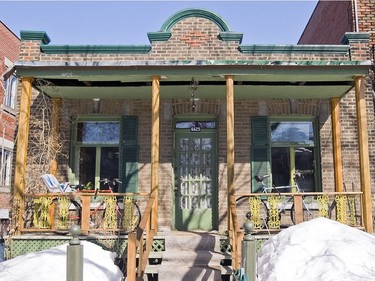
[1,1,318,45]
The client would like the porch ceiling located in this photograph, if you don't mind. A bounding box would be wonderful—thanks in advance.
[15,61,371,99]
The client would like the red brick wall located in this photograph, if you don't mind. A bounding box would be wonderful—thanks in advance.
[0,22,19,211]
[299,0,375,47]
[298,1,353,44]
[357,0,375,46]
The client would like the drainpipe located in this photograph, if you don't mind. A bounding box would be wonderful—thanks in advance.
[353,0,359,32]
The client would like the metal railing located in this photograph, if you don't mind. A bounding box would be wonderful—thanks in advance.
[235,191,364,232]
[22,192,150,234]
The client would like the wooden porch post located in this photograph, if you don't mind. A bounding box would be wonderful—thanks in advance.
[151,76,160,230]
[331,97,344,192]
[13,77,33,234]
[226,75,235,229]
[354,76,373,232]
[49,98,62,175]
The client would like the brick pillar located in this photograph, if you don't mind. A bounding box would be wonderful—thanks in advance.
[342,32,370,61]
[19,30,50,61]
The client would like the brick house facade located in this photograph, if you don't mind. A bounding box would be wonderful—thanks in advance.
[10,8,375,233]
[0,21,19,222]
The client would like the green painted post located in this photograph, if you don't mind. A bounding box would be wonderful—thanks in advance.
[242,220,256,281]
[67,225,83,281]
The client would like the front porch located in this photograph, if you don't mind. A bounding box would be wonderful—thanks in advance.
[5,189,366,280]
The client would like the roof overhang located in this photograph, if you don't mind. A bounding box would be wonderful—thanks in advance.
[14,60,371,100]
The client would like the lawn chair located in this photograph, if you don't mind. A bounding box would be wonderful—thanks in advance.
[41,174,72,193]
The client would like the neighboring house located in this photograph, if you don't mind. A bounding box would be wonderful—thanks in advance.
[299,0,375,107]
[299,0,374,46]
[0,21,19,231]
[8,8,375,237]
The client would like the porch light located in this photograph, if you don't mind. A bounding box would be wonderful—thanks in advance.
[93,98,100,114]
[190,77,199,112]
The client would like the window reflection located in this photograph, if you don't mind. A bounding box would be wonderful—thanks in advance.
[77,122,120,144]
[176,121,216,129]
[271,121,314,144]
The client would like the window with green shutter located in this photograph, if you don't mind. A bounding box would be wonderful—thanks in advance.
[71,116,138,192]
[251,116,320,192]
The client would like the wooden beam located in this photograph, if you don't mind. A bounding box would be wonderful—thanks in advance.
[331,97,344,192]
[293,194,304,224]
[226,75,235,229]
[127,232,137,281]
[13,77,33,234]
[49,98,62,175]
[354,76,373,232]
[151,76,160,231]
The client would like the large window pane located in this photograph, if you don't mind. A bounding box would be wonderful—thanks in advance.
[295,147,315,192]
[77,122,120,144]
[79,147,96,186]
[4,75,17,109]
[100,147,120,191]
[0,149,12,187]
[271,147,290,187]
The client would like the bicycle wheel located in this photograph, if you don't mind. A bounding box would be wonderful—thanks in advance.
[50,197,81,234]
[116,198,141,234]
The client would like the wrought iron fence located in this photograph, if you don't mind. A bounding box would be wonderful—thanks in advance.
[235,191,364,232]
[22,192,149,234]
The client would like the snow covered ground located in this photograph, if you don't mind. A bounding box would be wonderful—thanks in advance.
[0,240,123,281]
[1,218,375,281]
[258,217,375,281]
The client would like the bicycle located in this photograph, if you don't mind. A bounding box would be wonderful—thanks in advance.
[47,178,141,234]
[237,172,313,228]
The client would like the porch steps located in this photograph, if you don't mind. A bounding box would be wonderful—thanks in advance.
[143,231,233,281]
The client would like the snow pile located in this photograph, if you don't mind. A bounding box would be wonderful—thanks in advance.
[258,217,375,281]
[0,241,123,281]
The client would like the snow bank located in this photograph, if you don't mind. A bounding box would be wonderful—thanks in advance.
[0,241,123,281]
[258,217,375,281]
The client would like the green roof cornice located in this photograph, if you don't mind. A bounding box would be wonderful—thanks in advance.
[341,32,370,45]
[239,44,349,55]
[160,8,230,32]
[219,32,243,43]
[40,45,151,54]
[147,32,172,43]
[20,30,51,44]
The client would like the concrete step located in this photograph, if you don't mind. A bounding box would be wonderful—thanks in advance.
[161,250,223,266]
[148,231,230,281]
[162,231,219,251]
[157,265,222,281]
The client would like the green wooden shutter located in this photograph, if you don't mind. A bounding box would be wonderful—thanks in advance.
[121,116,138,193]
[69,123,77,181]
[251,116,270,192]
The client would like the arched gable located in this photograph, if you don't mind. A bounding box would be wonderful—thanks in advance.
[160,8,231,32]
[147,8,243,43]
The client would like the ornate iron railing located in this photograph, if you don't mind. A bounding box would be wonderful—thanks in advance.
[21,192,149,234]
[235,191,364,232]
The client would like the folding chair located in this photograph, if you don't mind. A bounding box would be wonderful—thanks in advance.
[41,174,72,193]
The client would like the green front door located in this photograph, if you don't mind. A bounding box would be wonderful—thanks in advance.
[173,120,218,231]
